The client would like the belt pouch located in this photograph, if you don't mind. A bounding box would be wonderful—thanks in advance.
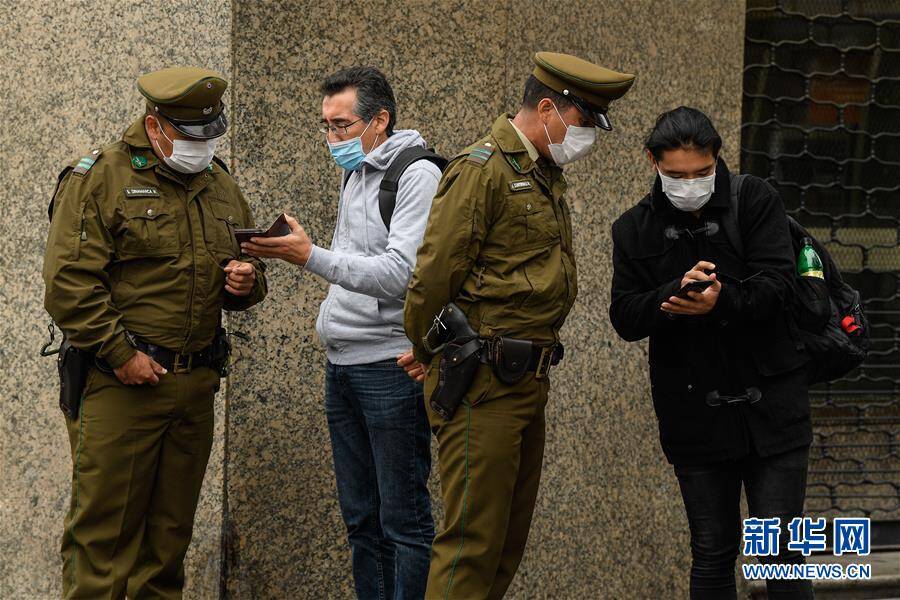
[491,337,532,385]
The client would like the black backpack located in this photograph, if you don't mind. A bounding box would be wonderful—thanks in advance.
[342,146,447,230]
[721,174,870,384]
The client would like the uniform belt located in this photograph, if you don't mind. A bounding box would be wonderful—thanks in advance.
[529,343,564,379]
[132,339,215,374]
[479,341,564,379]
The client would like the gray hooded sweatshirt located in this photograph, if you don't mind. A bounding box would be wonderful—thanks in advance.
[306,129,441,365]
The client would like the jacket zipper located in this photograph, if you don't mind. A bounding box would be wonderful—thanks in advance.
[75,213,87,260]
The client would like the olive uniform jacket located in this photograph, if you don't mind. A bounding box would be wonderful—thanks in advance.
[43,118,267,369]
[405,114,576,364]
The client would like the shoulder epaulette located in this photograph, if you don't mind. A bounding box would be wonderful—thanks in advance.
[72,148,103,175]
[466,142,495,166]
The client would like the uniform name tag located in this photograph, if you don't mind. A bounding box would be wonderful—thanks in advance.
[124,187,160,198]
[509,180,533,192]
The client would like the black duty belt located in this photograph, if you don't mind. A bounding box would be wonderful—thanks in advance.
[131,339,215,374]
[480,341,564,380]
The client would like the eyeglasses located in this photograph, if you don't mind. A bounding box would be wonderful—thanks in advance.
[318,118,364,136]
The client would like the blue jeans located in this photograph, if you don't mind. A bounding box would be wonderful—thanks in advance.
[325,360,434,600]
[674,445,813,600]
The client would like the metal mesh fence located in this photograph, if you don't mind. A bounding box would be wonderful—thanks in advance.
[741,0,900,522]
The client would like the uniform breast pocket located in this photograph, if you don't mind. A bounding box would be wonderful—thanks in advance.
[205,198,241,259]
[504,193,560,250]
[116,201,180,257]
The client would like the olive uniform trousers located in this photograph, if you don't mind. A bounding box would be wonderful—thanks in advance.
[424,360,550,600]
[61,365,217,599]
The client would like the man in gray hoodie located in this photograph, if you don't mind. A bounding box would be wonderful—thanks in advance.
[242,66,440,600]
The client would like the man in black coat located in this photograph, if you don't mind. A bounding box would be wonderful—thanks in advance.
[609,107,813,599]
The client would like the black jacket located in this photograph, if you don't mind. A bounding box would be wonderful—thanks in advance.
[609,159,811,465]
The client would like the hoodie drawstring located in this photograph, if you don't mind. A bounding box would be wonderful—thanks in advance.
[361,164,371,253]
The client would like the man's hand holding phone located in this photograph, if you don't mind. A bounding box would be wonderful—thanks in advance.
[661,260,722,315]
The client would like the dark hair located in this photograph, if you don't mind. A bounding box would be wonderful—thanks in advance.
[521,74,574,111]
[321,66,397,135]
[644,106,722,161]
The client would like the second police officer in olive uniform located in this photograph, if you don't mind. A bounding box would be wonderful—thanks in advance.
[42,67,267,598]
[404,53,635,599]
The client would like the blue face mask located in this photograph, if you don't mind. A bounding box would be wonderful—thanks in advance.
[327,119,375,171]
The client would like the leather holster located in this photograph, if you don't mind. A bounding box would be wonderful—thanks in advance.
[57,338,92,420]
[429,337,483,420]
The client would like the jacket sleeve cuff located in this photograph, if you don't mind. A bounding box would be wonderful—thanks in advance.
[655,278,683,323]
[412,346,432,364]
[223,263,268,311]
[246,264,268,306]
[304,245,334,280]
[708,281,740,323]
[99,333,136,369]
[657,278,682,304]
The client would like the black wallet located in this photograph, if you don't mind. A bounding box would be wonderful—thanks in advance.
[235,213,292,244]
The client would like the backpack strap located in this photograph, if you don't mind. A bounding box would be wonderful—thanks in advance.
[378,147,448,231]
[722,173,748,260]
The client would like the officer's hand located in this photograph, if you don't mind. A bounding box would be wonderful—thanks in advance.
[241,214,312,266]
[224,260,256,296]
[661,260,722,315]
[114,351,167,386]
[397,351,426,383]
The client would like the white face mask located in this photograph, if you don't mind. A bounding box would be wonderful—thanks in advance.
[544,103,596,165]
[658,168,716,211]
[152,118,218,173]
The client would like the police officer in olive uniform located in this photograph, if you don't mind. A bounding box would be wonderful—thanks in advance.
[404,53,635,599]
[42,67,267,598]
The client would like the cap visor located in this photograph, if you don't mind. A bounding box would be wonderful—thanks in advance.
[568,95,612,131]
[593,111,612,131]
[169,112,228,139]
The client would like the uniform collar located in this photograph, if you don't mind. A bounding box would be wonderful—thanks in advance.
[507,118,539,161]
[651,157,732,215]
[491,113,560,180]
[122,117,160,171]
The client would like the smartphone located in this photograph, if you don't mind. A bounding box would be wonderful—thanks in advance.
[674,279,714,299]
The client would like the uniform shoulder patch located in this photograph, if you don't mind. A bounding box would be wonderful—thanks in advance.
[466,142,495,166]
[72,148,103,175]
